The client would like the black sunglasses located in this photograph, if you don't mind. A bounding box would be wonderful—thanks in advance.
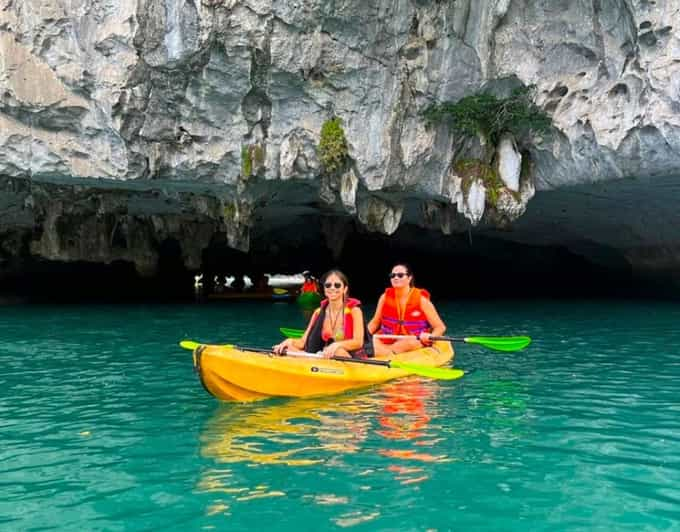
[324,282,343,289]
[389,272,408,279]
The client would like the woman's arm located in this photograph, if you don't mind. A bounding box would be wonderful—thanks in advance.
[346,307,365,351]
[366,295,385,335]
[296,318,314,348]
[419,297,446,343]
[273,312,315,353]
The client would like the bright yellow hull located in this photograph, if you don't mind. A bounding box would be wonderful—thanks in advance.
[192,341,454,402]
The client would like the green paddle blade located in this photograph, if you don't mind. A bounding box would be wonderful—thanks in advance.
[279,327,304,339]
[465,336,531,352]
[388,360,464,380]
[180,340,237,351]
[180,340,200,350]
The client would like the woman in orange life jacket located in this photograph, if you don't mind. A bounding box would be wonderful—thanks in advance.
[273,269,372,359]
[367,263,446,356]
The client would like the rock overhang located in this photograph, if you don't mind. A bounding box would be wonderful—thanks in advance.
[1,0,679,298]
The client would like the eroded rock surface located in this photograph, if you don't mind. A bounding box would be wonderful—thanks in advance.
[1,0,680,281]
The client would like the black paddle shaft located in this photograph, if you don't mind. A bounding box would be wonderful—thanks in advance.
[237,346,275,354]
[331,356,390,367]
[236,345,391,367]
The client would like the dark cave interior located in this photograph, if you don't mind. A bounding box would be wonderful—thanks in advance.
[1,220,672,303]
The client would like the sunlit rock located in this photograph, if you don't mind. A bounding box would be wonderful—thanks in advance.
[340,169,358,214]
[497,134,521,192]
[459,180,486,227]
[357,196,402,236]
[279,129,319,180]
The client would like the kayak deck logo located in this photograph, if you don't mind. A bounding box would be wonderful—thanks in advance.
[310,366,344,375]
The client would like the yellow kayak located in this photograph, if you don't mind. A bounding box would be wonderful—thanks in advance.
[192,341,455,402]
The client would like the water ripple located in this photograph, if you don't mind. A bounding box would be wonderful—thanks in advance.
[1,301,680,529]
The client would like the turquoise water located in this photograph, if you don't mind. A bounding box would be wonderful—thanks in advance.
[1,300,679,530]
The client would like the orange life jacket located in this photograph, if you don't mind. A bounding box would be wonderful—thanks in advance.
[301,280,317,293]
[379,287,431,338]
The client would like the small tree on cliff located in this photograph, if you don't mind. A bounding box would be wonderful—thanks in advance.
[422,85,551,163]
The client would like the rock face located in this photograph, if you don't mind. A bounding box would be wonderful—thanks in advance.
[1,0,680,283]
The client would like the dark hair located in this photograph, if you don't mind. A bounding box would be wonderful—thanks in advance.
[321,269,350,294]
[391,262,414,287]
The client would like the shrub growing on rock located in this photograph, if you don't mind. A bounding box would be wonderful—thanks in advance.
[425,85,550,209]
[318,117,349,174]
[423,85,551,160]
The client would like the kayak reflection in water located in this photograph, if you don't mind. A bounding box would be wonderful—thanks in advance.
[273,269,372,359]
[377,379,431,441]
[196,379,445,498]
[199,395,372,468]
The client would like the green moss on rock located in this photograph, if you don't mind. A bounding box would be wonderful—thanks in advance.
[223,202,236,220]
[241,146,252,178]
[252,145,265,167]
[318,117,349,174]
[454,158,504,207]
[241,144,266,178]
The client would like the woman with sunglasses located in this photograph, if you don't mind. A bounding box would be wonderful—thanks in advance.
[367,263,446,356]
[273,269,371,358]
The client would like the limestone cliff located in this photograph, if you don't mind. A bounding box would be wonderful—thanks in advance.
[1,0,679,282]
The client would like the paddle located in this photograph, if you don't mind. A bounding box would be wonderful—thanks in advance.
[179,340,464,380]
[279,327,304,339]
[374,334,531,352]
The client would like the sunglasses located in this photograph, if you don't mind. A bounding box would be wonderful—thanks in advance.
[389,272,408,279]
[324,282,343,289]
